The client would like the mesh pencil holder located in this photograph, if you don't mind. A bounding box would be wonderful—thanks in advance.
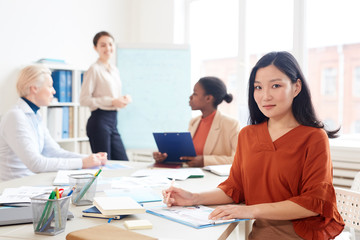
[69,173,97,206]
[31,193,70,235]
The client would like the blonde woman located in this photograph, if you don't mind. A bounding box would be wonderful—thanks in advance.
[0,65,107,181]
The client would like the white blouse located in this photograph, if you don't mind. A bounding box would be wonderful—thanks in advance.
[0,99,84,181]
[79,60,122,111]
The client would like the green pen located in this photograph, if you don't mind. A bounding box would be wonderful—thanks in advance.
[36,191,56,231]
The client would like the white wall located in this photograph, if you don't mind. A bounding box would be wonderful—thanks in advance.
[0,0,176,115]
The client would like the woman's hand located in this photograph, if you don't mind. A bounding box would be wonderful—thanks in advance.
[82,152,108,168]
[208,205,253,221]
[163,186,196,207]
[112,95,132,108]
[153,152,168,163]
[180,155,204,167]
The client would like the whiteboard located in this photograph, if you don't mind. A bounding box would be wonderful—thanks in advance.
[116,45,191,149]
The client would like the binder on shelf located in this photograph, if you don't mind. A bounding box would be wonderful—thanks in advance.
[68,107,74,138]
[51,70,67,102]
[47,107,63,140]
[78,107,90,138]
[62,107,69,139]
[66,71,72,102]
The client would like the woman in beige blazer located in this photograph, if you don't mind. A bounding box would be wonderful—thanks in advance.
[153,76,240,167]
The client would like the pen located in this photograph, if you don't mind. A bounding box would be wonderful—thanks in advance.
[36,190,56,231]
[166,179,175,205]
[67,185,76,197]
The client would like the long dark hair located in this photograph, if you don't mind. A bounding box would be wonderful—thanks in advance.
[198,76,233,109]
[248,51,340,138]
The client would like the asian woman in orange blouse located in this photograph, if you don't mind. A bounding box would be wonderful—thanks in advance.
[162,52,344,239]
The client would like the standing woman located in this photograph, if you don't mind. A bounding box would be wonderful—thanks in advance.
[163,52,344,239]
[80,31,131,160]
[153,76,240,167]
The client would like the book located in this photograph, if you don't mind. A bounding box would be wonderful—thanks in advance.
[93,196,146,216]
[65,224,157,240]
[82,206,127,220]
[149,162,183,169]
[146,205,244,229]
[203,164,232,176]
[124,219,153,230]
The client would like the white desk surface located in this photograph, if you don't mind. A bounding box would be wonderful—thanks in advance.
[0,161,247,240]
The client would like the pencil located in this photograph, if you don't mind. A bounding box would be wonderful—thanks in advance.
[166,179,175,205]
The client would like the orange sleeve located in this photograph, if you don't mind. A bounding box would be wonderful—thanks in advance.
[289,130,344,239]
[217,132,245,203]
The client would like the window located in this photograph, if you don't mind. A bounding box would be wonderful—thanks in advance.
[321,68,337,96]
[189,0,239,118]
[186,0,360,136]
[306,0,360,135]
[353,66,360,97]
[352,120,360,133]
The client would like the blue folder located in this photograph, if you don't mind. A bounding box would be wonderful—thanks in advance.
[153,132,196,163]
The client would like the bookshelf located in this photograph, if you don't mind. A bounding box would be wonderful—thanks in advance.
[40,63,91,154]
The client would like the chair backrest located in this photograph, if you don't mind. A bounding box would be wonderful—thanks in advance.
[335,187,360,230]
[351,171,360,192]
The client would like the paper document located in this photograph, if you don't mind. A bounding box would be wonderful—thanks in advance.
[146,205,243,229]
[105,188,162,203]
[0,186,55,204]
[131,168,204,180]
[203,164,232,176]
[53,163,131,185]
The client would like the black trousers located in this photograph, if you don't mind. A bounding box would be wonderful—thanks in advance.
[86,109,128,160]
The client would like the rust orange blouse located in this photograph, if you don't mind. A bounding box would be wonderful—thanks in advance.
[192,111,216,156]
[218,121,344,239]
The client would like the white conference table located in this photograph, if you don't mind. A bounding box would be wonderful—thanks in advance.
[0,161,248,240]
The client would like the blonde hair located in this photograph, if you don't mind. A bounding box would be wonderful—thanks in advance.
[16,64,51,97]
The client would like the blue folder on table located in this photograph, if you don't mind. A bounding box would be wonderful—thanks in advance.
[153,132,196,163]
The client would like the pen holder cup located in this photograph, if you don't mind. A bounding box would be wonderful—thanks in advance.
[69,173,97,206]
[31,193,70,235]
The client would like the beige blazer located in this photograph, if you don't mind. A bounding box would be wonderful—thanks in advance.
[188,111,240,166]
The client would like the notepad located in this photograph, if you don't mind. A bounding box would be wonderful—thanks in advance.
[82,206,127,220]
[124,219,153,230]
[93,196,146,216]
[203,164,232,176]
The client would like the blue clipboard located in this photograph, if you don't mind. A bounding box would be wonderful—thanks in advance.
[153,132,196,163]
